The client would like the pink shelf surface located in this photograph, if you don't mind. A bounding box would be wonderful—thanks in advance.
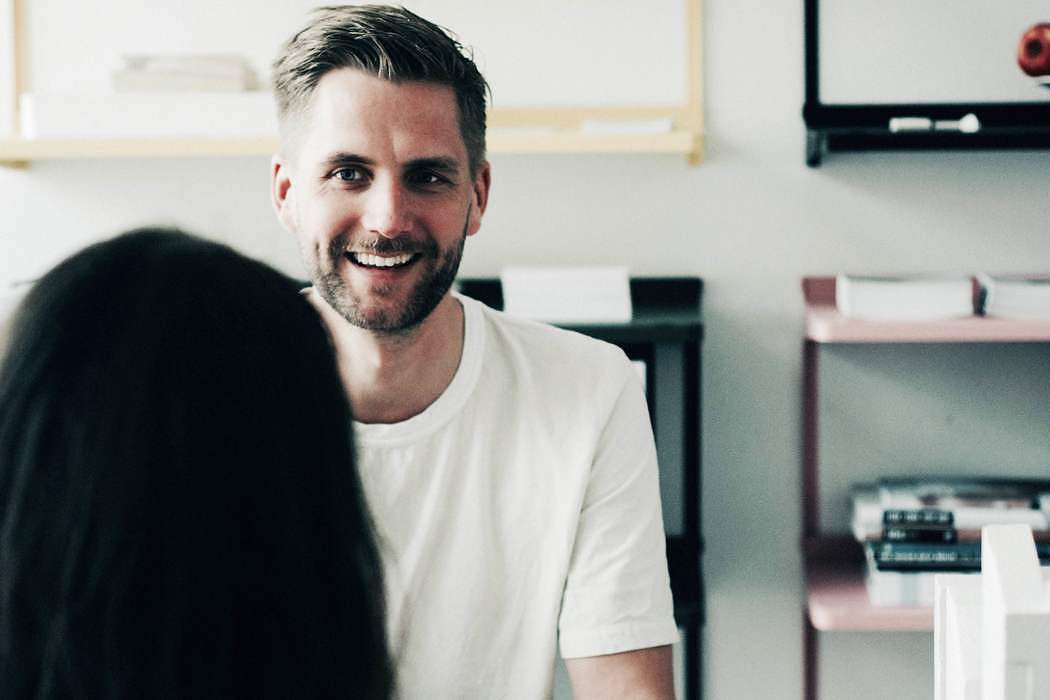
[806,560,932,632]
[802,276,1050,344]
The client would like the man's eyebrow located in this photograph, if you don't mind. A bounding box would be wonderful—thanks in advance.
[405,156,461,174]
[322,152,375,169]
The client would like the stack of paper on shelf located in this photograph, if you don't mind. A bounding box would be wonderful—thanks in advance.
[835,274,975,321]
[850,477,1050,606]
[977,274,1050,319]
[499,267,632,324]
[112,54,256,93]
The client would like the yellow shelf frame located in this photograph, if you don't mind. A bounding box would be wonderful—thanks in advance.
[2,0,704,167]
[0,126,699,162]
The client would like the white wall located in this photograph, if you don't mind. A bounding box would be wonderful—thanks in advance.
[4,1,1050,699]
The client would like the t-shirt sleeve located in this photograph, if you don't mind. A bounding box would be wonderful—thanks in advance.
[557,355,679,658]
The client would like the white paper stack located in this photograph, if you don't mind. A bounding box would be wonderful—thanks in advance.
[836,274,974,321]
[19,92,277,139]
[499,266,632,324]
[112,54,256,93]
[978,274,1050,319]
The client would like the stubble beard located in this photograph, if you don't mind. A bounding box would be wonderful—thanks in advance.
[312,219,468,335]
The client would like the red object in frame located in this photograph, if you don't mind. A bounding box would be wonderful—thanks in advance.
[1018,23,1050,77]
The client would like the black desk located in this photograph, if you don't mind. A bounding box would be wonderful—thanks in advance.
[457,277,704,700]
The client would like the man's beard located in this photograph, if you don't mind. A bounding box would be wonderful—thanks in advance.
[313,226,466,335]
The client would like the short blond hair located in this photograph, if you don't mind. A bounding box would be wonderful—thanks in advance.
[273,4,490,174]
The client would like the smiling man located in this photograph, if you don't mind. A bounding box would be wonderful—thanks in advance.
[270,6,677,699]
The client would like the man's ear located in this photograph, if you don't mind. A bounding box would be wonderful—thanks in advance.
[271,155,297,234]
[466,160,491,238]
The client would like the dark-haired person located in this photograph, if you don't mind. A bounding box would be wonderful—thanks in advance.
[0,229,392,699]
[270,6,677,699]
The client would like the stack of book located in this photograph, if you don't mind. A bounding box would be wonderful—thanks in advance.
[835,274,975,321]
[851,477,1050,606]
[978,274,1050,319]
[834,273,1050,321]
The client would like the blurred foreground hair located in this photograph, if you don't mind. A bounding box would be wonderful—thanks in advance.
[0,228,391,699]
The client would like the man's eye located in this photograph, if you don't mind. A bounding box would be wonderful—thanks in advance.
[410,172,447,186]
[333,167,365,182]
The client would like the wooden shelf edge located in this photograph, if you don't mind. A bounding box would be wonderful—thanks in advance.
[0,136,280,161]
[487,104,689,128]
[489,128,699,154]
[806,557,933,632]
[805,304,1050,343]
[0,129,705,165]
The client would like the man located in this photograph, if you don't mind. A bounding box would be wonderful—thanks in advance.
[270,6,677,698]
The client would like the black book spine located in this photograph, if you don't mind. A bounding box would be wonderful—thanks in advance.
[883,526,958,544]
[882,509,954,528]
[871,541,1050,572]
[873,542,981,571]
[881,509,957,543]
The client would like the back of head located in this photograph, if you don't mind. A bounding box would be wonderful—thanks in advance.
[272,3,489,174]
[0,228,391,699]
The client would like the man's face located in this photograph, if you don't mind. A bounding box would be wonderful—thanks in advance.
[272,68,490,333]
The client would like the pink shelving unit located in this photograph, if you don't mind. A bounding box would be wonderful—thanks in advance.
[806,559,932,632]
[803,276,1050,344]
[799,276,1050,700]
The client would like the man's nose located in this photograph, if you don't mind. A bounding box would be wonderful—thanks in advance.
[361,180,410,239]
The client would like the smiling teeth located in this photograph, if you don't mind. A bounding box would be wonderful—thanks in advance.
[352,253,414,268]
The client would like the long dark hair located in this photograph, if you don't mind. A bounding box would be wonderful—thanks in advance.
[0,228,391,698]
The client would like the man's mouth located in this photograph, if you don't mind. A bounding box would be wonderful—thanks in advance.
[347,252,419,269]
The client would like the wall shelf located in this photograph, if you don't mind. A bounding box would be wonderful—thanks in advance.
[1,1,705,167]
[799,274,1050,699]
[0,136,279,162]
[803,103,1050,167]
[803,277,1050,343]
[806,556,932,632]
[488,128,702,156]
[0,128,703,165]
[802,0,1050,166]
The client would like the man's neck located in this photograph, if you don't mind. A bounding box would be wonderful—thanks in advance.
[306,290,465,424]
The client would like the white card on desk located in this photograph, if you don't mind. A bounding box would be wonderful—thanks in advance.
[499,266,632,324]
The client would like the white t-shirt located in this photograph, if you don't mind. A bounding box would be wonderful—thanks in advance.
[354,294,677,700]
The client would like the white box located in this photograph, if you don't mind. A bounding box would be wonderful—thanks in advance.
[500,266,632,324]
